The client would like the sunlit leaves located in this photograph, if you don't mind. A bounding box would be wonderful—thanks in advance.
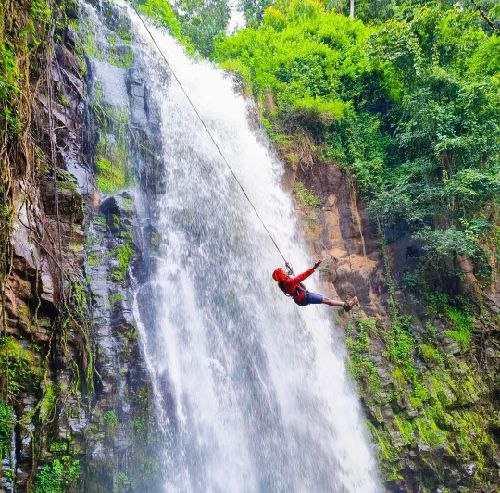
[215,0,499,285]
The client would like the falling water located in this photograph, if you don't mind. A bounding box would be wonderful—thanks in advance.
[89,1,380,491]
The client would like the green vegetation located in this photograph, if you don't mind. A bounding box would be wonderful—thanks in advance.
[293,181,322,207]
[214,0,499,295]
[49,440,70,454]
[87,251,101,266]
[116,471,131,487]
[428,293,475,349]
[175,0,229,56]
[345,318,381,398]
[132,0,185,44]
[35,456,80,493]
[346,306,496,486]
[109,291,125,307]
[65,281,94,393]
[112,242,134,282]
[132,0,228,55]
[103,409,119,430]
[0,1,94,490]
[384,315,419,386]
[443,305,474,349]
[0,0,60,141]
[96,156,127,193]
[132,417,147,434]
[215,5,499,480]
[39,383,57,424]
[31,0,52,24]
[419,343,443,365]
[83,29,134,68]
[0,400,14,458]
[0,337,44,396]
[90,84,131,194]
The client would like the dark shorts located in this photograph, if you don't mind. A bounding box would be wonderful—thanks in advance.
[294,291,324,306]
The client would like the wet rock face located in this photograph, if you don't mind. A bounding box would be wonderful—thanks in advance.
[290,160,388,318]
[2,0,159,489]
[82,189,154,491]
[0,1,92,488]
[76,1,165,489]
[127,65,166,197]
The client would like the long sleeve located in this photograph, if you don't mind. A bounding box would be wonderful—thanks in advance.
[291,268,315,284]
[281,268,315,296]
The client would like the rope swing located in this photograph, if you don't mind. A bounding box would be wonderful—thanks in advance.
[130,4,293,273]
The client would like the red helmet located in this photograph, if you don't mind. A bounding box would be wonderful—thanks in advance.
[272,268,287,282]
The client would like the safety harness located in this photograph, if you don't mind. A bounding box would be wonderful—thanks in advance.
[278,280,307,302]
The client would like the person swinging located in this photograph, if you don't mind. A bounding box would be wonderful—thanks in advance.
[272,260,358,311]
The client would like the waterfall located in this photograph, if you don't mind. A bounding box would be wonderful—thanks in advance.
[84,1,380,491]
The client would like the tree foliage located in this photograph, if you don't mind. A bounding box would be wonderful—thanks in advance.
[177,0,230,56]
[215,0,499,290]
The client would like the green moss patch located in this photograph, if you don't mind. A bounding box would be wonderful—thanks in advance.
[0,337,44,396]
[83,28,134,69]
[345,317,382,399]
[91,85,131,194]
[103,409,119,431]
[39,382,57,425]
[419,343,443,365]
[111,242,134,283]
[96,156,127,193]
[348,299,494,488]
[0,399,14,458]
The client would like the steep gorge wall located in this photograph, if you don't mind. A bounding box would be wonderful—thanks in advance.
[0,1,160,491]
[287,153,499,491]
[0,1,91,490]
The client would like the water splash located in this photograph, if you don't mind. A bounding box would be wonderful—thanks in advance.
[117,1,379,491]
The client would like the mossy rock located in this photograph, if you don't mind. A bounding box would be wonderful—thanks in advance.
[0,337,44,396]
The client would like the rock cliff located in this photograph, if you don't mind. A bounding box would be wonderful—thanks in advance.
[288,152,498,492]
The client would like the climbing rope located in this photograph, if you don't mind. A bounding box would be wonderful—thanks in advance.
[130,3,292,271]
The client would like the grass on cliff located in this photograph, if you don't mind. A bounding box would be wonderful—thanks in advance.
[293,181,322,208]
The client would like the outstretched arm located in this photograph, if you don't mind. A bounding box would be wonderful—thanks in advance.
[292,268,315,284]
[289,260,322,284]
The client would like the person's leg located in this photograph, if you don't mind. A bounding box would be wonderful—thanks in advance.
[304,291,343,307]
[299,292,359,310]
[322,297,345,307]
[303,292,323,305]
[323,295,359,311]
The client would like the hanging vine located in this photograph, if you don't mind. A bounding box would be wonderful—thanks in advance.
[1,1,93,489]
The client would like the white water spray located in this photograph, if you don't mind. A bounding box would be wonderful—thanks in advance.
[116,2,380,491]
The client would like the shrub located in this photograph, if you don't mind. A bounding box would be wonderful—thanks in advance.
[293,181,322,207]
[35,457,80,493]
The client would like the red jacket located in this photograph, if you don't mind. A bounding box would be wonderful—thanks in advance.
[279,268,315,303]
